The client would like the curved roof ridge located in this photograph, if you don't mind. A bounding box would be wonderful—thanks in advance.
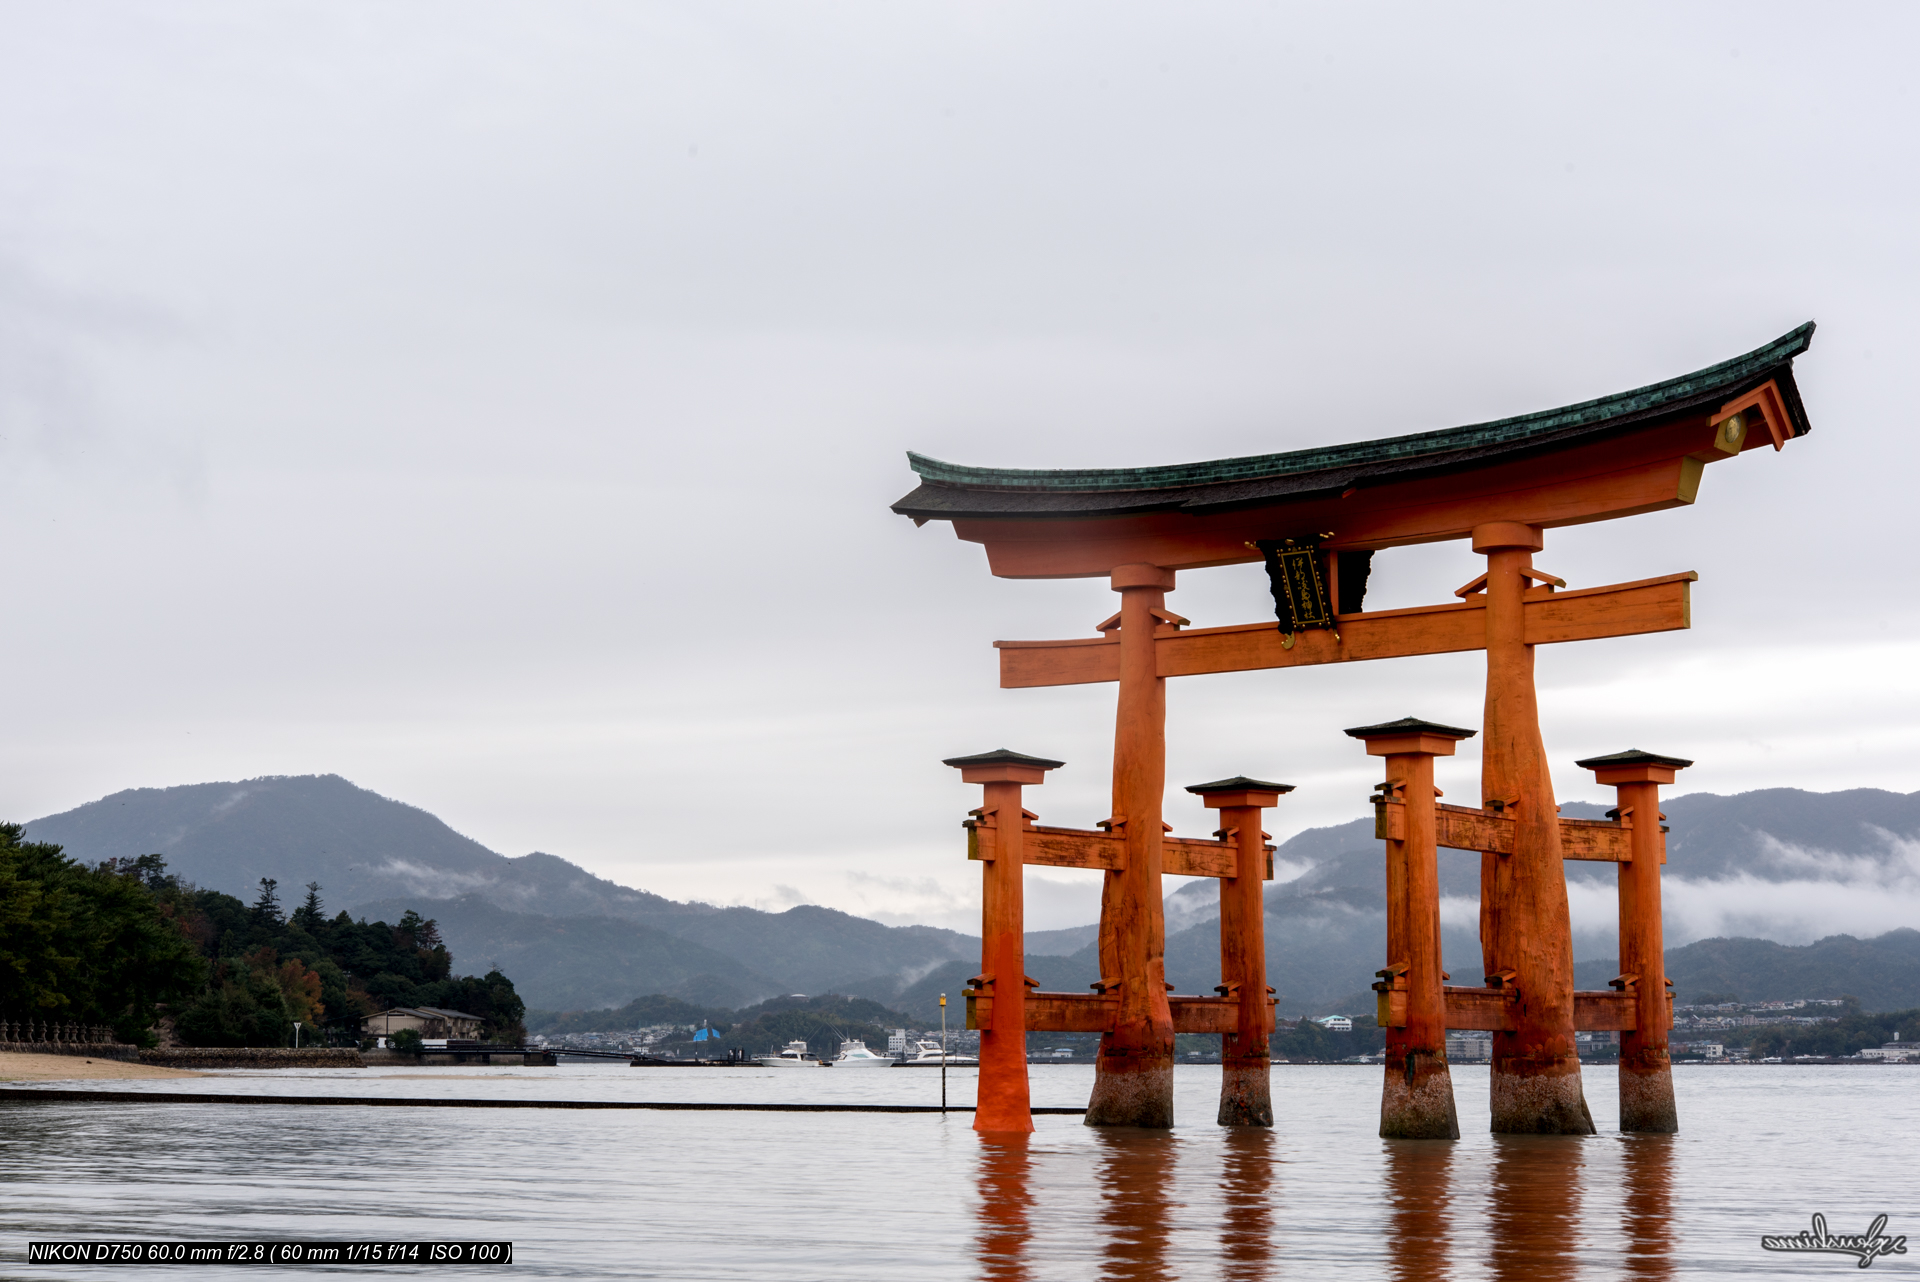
[907,322,1813,494]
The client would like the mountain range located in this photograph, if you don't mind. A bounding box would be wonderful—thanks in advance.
[25,774,1920,1015]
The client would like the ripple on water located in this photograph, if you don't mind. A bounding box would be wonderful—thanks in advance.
[2,1064,1915,1279]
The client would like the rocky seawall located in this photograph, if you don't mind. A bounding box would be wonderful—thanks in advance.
[138,1048,365,1069]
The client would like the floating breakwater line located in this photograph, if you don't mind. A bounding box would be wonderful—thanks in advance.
[0,1086,1085,1113]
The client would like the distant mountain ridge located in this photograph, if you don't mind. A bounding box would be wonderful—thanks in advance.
[1573,929,1920,1011]
[25,774,1920,1015]
[24,774,976,1010]
[24,775,675,918]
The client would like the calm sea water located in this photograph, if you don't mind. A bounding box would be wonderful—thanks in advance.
[3,1062,1915,1279]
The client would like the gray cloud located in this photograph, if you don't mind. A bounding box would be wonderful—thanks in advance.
[0,4,1915,932]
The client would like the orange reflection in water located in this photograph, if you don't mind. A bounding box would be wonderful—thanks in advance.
[1219,1129,1278,1282]
[975,1135,1033,1282]
[1093,1129,1176,1282]
[1384,1139,1453,1282]
[1487,1135,1587,1282]
[1619,1135,1675,1281]
[969,1114,1675,1279]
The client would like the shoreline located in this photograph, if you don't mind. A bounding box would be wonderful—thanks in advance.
[0,1051,205,1082]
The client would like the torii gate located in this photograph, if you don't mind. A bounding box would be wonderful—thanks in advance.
[896,324,1815,1133]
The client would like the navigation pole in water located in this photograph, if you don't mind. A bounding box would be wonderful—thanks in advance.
[896,323,1816,1131]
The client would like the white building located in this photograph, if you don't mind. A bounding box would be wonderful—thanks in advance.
[1862,1042,1920,1062]
[1445,1033,1492,1062]
[361,1006,486,1042]
[1312,1015,1353,1032]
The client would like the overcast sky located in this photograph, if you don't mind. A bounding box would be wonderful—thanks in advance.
[3,4,1916,933]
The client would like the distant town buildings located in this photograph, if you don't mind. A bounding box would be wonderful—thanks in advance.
[1671,997,1846,1033]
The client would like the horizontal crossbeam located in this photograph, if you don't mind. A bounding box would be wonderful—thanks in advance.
[1374,801,1642,862]
[1376,985,1674,1032]
[968,990,1267,1034]
[995,572,1695,689]
[967,820,1273,879]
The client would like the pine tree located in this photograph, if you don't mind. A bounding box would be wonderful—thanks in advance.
[251,877,283,928]
[291,882,324,933]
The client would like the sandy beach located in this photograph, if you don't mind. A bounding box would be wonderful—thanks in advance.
[0,1052,203,1081]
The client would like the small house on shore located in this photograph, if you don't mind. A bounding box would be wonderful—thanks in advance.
[361,1007,486,1042]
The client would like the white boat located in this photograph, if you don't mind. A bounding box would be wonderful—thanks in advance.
[891,1038,978,1068]
[831,1039,896,1068]
[756,1039,824,1067]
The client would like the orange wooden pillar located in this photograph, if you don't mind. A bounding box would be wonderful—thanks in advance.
[1472,521,1594,1134]
[1578,749,1690,1134]
[1186,776,1291,1127]
[1347,718,1472,1139]
[1086,562,1178,1128]
[945,748,1063,1134]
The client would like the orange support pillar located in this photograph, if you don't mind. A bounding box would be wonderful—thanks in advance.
[1187,776,1292,1127]
[1347,718,1473,1139]
[1473,521,1594,1134]
[1086,562,1177,1128]
[1579,748,1690,1134]
[945,748,1063,1134]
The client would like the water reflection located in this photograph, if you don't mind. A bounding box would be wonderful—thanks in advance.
[1219,1129,1277,1281]
[1383,1139,1452,1282]
[975,1136,1033,1282]
[1619,1135,1675,1280]
[1487,1136,1586,1282]
[1093,1130,1175,1281]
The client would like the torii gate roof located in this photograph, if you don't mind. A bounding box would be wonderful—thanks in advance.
[892,323,1815,578]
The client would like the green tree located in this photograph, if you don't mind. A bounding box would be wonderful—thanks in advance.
[250,878,283,929]
[290,882,325,934]
[0,827,527,1050]
[174,957,292,1048]
[414,970,528,1044]
[0,827,204,1044]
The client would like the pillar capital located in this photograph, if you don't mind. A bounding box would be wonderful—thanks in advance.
[1185,776,1293,809]
[1471,521,1544,554]
[1343,717,1477,758]
[1109,562,1176,592]
[943,748,1064,786]
[1575,748,1692,786]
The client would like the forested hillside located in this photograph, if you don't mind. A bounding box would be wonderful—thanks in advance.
[1572,928,1920,1010]
[27,776,1920,1019]
[0,823,524,1047]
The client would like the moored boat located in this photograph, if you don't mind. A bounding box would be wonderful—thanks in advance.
[891,1038,978,1068]
[831,1038,895,1068]
[756,1039,825,1067]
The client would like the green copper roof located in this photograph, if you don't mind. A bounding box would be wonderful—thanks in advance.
[1343,717,1478,741]
[1184,776,1296,795]
[942,748,1066,770]
[897,323,1812,509]
[1574,749,1694,770]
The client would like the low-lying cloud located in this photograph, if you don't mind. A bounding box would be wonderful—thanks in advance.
[1552,829,1920,959]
